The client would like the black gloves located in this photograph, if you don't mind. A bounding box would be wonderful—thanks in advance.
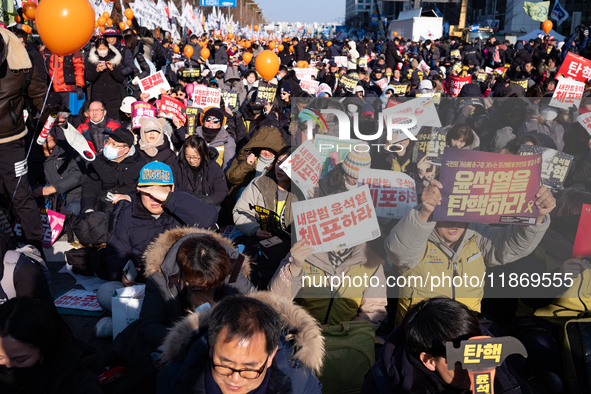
[76,85,84,100]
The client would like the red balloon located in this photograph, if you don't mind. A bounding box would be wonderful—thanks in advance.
[255,50,280,81]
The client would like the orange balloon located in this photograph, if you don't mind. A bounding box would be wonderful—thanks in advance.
[232,46,237,52]
[302,61,309,68]
[119,22,126,31]
[23,2,37,20]
[36,0,95,57]
[200,47,210,59]
[95,21,99,29]
[126,19,133,26]
[100,26,105,33]
[327,41,332,47]
[542,20,553,34]
[22,25,32,34]
[393,31,398,37]
[106,18,112,27]
[173,46,180,53]
[102,11,109,19]
[289,45,294,53]
[245,41,251,48]
[243,52,253,63]
[125,8,134,19]
[183,45,194,58]
[228,32,234,39]
[97,16,106,26]
[278,44,284,52]
[23,14,28,21]
[269,42,276,50]
[14,15,21,23]
[255,50,280,81]
[254,24,259,31]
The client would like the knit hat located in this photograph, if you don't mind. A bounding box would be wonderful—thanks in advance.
[360,103,374,117]
[103,27,121,37]
[201,107,225,126]
[280,82,292,95]
[490,126,515,153]
[138,161,174,186]
[411,59,419,68]
[342,150,371,178]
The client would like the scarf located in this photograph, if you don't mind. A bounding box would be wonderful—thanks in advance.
[327,247,355,270]
[201,126,220,144]
[138,130,164,157]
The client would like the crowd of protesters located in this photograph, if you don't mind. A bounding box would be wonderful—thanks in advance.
[0,14,590,394]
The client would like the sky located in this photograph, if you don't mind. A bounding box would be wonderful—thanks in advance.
[254,0,345,24]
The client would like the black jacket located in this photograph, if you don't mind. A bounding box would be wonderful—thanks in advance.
[177,148,228,208]
[386,41,403,70]
[25,41,48,85]
[85,45,125,121]
[294,41,308,62]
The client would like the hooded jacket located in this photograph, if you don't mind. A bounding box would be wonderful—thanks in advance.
[347,41,359,70]
[224,66,248,106]
[385,205,550,324]
[194,125,236,172]
[49,51,85,92]
[213,44,228,65]
[85,44,125,120]
[157,291,323,394]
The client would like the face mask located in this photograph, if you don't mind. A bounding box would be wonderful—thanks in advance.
[97,49,109,58]
[0,359,42,388]
[103,144,123,161]
[90,115,105,125]
[276,74,282,81]
[256,154,275,173]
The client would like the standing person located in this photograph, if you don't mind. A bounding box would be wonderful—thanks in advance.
[13,28,48,85]
[104,27,135,80]
[213,40,228,65]
[85,38,125,122]
[292,37,308,63]
[123,33,150,99]
[48,50,85,111]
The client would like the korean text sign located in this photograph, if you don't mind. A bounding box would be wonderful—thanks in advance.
[358,169,417,220]
[518,145,573,190]
[14,208,64,248]
[131,102,157,129]
[139,71,171,99]
[434,149,542,225]
[313,134,361,177]
[158,95,187,124]
[549,78,585,109]
[449,75,472,97]
[556,52,591,82]
[292,185,381,253]
[280,140,322,199]
[191,85,221,108]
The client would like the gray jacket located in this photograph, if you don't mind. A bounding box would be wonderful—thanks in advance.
[194,125,236,172]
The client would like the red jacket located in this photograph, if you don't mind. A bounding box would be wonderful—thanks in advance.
[77,118,121,153]
[49,51,85,92]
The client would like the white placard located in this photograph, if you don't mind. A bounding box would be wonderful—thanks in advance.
[549,78,585,109]
[280,140,322,199]
[139,71,171,99]
[358,169,418,220]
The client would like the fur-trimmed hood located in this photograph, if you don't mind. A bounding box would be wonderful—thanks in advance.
[161,291,325,374]
[0,28,32,70]
[87,44,122,66]
[143,226,251,280]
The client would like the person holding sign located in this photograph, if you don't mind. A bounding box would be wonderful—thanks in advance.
[385,178,556,324]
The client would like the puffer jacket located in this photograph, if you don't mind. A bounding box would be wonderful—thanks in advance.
[213,44,228,65]
[85,44,125,121]
[49,51,85,93]
[347,41,359,70]
[194,125,236,172]
[177,148,228,209]
[76,117,122,153]
[157,291,323,394]
[0,29,46,143]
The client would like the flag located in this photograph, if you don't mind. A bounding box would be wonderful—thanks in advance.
[523,1,550,22]
[551,0,569,26]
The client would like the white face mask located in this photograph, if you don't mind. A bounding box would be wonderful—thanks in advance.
[97,49,109,58]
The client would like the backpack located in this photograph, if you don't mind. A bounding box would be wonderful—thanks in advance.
[0,245,52,303]
[562,317,591,393]
[318,321,375,394]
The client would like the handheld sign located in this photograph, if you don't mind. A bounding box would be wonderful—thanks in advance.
[139,71,171,99]
[518,145,573,190]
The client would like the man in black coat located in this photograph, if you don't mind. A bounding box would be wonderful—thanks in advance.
[14,28,48,84]
[385,38,403,71]
[292,37,308,62]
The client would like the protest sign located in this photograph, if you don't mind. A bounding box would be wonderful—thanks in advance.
[358,169,417,220]
[418,60,429,73]
[434,149,542,225]
[449,75,472,97]
[280,140,322,199]
[485,67,493,74]
[300,79,320,95]
[549,78,585,109]
[255,80,278,107]
[131,101,157,129]
[339,73,359,91]
[375,78,388,91]
[389,82,409,95]
[510,79,529,91]
[314,134,361,177]
[573,204,591,260]
[295,67,318,81]
[452,62,463,75]
[158,94,187,124]
[14,208,64,248]
[191,85,221,108]
[416,90,442,105]
[248,204,282,235]
[181,67,201,79]
[413,126,448,165]
[577,112,591,136]
[315,83,332,96]
[383,97,442,143]
[518,145,573,190]
[556,52,591,82]
[209,64,228,73]
[221,90,239,111]
[334,56,347,67]
[293,185,381,253]
[476,72,489,82]
[54,289,102,312]
[185,107,201,135]
[139,71,171,99]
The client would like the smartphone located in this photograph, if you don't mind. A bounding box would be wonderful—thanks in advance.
[122,260,137,282]
[99,61,106,67]
[260,236,283,248]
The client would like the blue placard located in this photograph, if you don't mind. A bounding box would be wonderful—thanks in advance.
[200,0,237,6]
[470,24,480,32]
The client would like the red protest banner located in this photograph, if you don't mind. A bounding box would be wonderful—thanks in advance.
[139,71,171,98]
[573,204,591,259]
[158,94,187,124]
[14,208,65,248]
[131,102,157,129]
[556,52,591,83]
[433,149,542,225]
[449,75,472,97]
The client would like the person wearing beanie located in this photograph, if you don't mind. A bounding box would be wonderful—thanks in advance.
[279,82,293,118]
[137,117,178,167]
[193,106,236,172]
[314,149,371,198]
[407,58,424,88]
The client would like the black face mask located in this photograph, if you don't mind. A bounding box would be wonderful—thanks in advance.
[0,359,42,389]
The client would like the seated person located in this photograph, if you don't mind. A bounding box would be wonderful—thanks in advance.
[385,179,556,325]
[81,127,146,214]
[137,117,177,168]
[104,161,218,284]
[77,100,121,153]
[361,298,523,393]
[157,294,323,394]
[194,107,236,172]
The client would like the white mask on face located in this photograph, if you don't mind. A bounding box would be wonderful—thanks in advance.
[97,49,109,58]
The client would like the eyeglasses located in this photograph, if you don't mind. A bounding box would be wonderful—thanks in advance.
[212,355,269,380]
[90,109,105,113]
[105,139,126,149]
[280,92,289,95]
[205,117,221,124]
[186,155,201,162]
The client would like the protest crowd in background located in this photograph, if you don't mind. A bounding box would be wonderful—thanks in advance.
[1,1,591,393]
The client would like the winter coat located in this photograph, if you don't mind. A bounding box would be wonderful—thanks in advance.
[49,51,85,92]
[194,125,236,172]
[213,45,228,65]
[126,44,151,98]
[85,45,125,121]
[0,28,46,143]
[347,41,359,70]
[233,169,296,237]
[294,41,308,62]
[316,164,348,198]
[361,324,524,394]
[385,204,550,323]
[80,146,147,212]
[177,148,228,209]
[105,190,218,281]
[269,243,387,330]
[76,116,122,153]
[157,291,323,394]
[223,66,248,106]
[25,40,48,85]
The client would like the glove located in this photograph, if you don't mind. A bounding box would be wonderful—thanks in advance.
[76,86,84,100]
[584,28,589,38]
[31,187,44,198]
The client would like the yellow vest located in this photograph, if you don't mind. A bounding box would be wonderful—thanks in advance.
[295,262,379,326]
[215,146,224,168]
[391,157,410,173]
[396,236,485,325]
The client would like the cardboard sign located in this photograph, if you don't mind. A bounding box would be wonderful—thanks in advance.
[314,134,361,177]
[477,72,489,82]
[14,208,64,248]
[549,78,585,109]
[576,112,591,136]
[185,107,201,136]
[281,141,322,199]
[510,79,529,91]
[209,64,228,74]
[221,90,239,111]
[139,71,171,99]
[573,204,591,259]
[383,97,442,144]
[375,78,388,91]
[417,60,429,73]
[131,101,157,129]
[292,185,381,253]
[339,73,359,91]
[518,145,573,190]
[295,67,318,81]
[181,67,201,79]
[358,169,417,220]
[413,126,448,166]
[300,79,320,95]
[434,149,542,225]
[54,289,102,311]
[247,204,282,235]
[389,82,409,95]
[556,52,591,82]
[334,56,347,68]
[315,83,332,96]
[191,85,221,108]
[158,94,186,124]
[449,75,472,97]
[255,80,277,107]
